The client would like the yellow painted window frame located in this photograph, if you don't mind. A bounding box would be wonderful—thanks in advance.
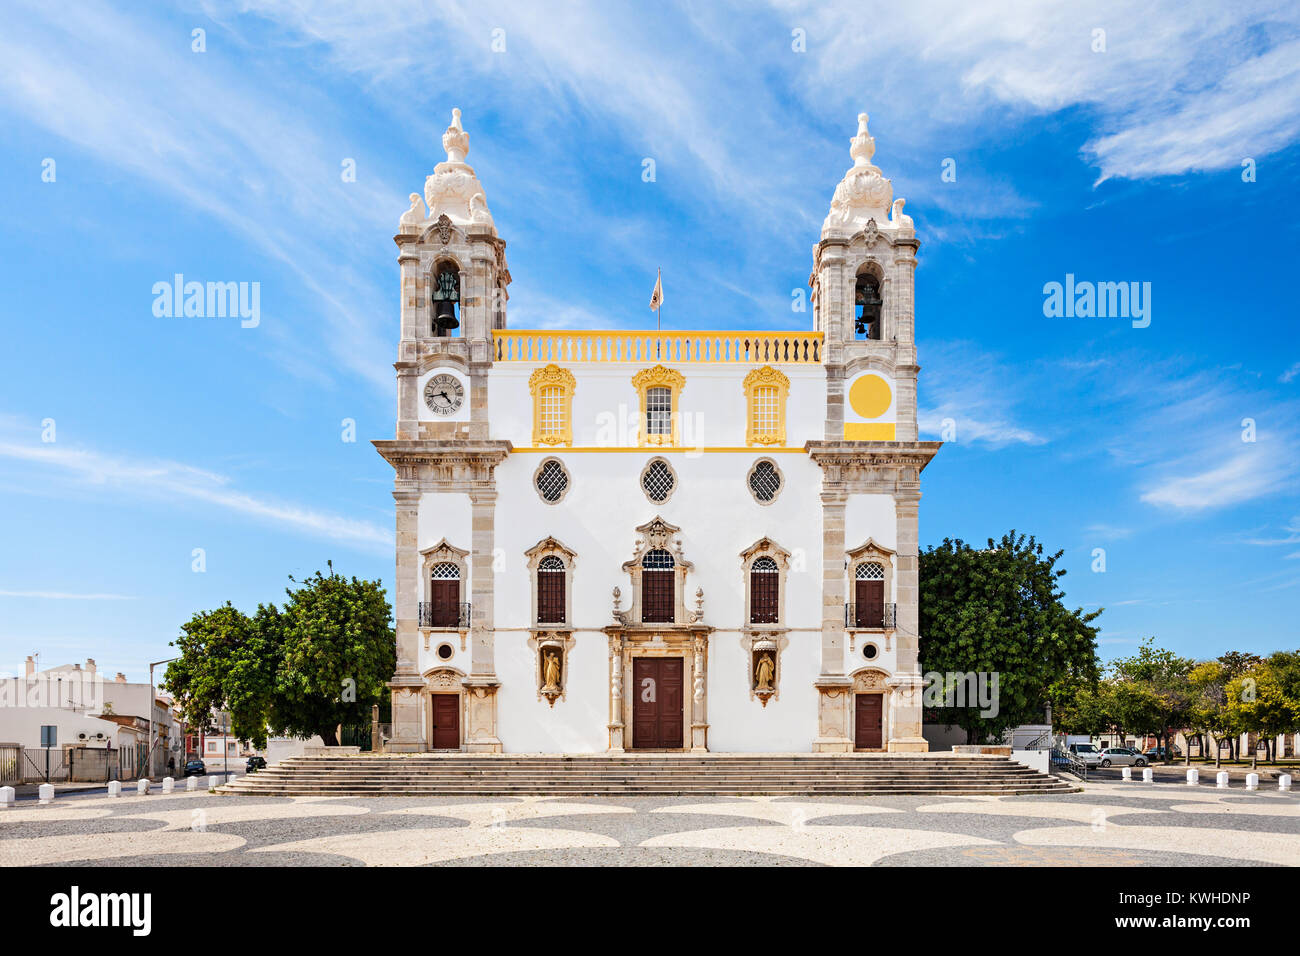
[528,364,577,446]
[743,365,790,446]
[631,364,686,447]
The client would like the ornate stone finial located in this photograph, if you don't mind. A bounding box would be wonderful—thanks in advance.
[422,107,495,229]
[850,112,875,166]
[442,107,469,163]
[821,110,894,240]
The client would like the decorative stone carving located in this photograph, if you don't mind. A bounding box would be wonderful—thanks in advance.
[422,108,496,230]
[822,113,913,242]
[400,193,426,230]
[621,516,696,625]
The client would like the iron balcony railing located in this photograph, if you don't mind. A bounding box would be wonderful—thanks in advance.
[844,602,897,630]
[418,602,472,629]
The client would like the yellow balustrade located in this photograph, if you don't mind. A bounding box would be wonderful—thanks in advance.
[493,329,823,364]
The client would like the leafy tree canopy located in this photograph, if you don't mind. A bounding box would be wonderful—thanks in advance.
[920,531,1101,742]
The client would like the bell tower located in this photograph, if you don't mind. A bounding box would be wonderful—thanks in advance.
[810,113,919,442]
[392,108,510,441]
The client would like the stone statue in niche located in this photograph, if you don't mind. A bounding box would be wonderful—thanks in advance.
[540,648,563,707]
[755,653,775,692]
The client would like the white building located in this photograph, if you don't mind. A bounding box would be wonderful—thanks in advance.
[0,657,178,760]
[375,110,940,753]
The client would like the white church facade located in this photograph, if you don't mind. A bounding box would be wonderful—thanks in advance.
[374,110,940,754]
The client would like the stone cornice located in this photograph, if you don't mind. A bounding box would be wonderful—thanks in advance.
[804,440,941,472]
[373,440,512,483]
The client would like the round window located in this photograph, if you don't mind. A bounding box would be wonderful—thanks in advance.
[748,459,781,503]
[535,458,569,503]
[641,458,675,503]
[437,643,454,661]
[862,643,879,661]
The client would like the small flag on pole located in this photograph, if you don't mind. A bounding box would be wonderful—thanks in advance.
[649,268,663,311]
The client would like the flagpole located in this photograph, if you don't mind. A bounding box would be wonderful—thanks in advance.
[657,266,662,332]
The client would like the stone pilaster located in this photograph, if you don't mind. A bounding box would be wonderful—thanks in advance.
[690,635,709,752]
[388,490,425,751]
[889,490,928,751]
[814,488,853,751]
[607,635,625,752]
[464,488,502,752]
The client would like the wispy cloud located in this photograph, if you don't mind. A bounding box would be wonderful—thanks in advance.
[918,341,1049,447]
[0,438,392,552]
[0,591,137,600]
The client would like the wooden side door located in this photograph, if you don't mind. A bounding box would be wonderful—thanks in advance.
[855,694,883,750]
[429,579,459,627]
[855,578,884,629]
[431,694,460,750]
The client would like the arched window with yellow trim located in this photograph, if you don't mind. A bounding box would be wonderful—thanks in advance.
[631,364,685,446]
[743,366,790,446]
[528,364,576,446]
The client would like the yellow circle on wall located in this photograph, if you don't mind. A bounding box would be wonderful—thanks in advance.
[849,374,892,419]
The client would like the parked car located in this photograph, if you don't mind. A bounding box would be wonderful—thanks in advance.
[1099,747,1148,768]
[1068,743,1103,767]
[183,759,206,777]
[1143,746,1181,760]
[246,755,267,773]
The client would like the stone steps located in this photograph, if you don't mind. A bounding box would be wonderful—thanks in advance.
[220,753,1075,797]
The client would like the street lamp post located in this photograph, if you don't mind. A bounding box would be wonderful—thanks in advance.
[147,657,178,779]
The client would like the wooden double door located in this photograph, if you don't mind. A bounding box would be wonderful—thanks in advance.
[855,693,884,750]
[632,657,684,749]
[431,693,460,750]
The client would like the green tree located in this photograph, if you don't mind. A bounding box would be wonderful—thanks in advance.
[1226,664,1300,764]
[1109,638,1195,759]
[920,531,1101,743]
[270,565,396,746]
[164,602,281,748]
[164,565,395,749]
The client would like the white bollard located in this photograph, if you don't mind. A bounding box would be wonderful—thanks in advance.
[1246,773,1259,791]
[38,783,54,804]
[162,776,174,793]
[0,785,14,808]
[1186,768,1199,786]
[137,778,150,795]
[207,775,220,790]
[1121,767,1132,781]
[107,780,121,798]
[227,774,238,785]
[1280,774,1292,792]
[1216,771,1229,789]
[186,776,198,791]
[1142,767,1153,783]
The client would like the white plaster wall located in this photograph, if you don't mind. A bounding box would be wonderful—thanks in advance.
[492,451,825,632]
[488,362,826,448]
[0,707,133,749]
[708,631,821,752]
[495,629,608,753]
[844,494,898,601]
[491,449,831,751]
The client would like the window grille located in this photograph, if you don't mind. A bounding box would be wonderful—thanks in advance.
[752,386,780,435]
[748,460,781,502]
[641,548,675,623]
[537,555,566,624]
[535,459,569,503]
[645,386,672,436]
[750,556,779,624]
[856,561,884,580]
[539,385,565,437]
[431,562,460,580]
[642,459,675,502]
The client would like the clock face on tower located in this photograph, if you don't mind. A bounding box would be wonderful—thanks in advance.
[423,373,465,416]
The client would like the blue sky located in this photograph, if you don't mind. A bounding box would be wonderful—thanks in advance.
[2,1,1298,681]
